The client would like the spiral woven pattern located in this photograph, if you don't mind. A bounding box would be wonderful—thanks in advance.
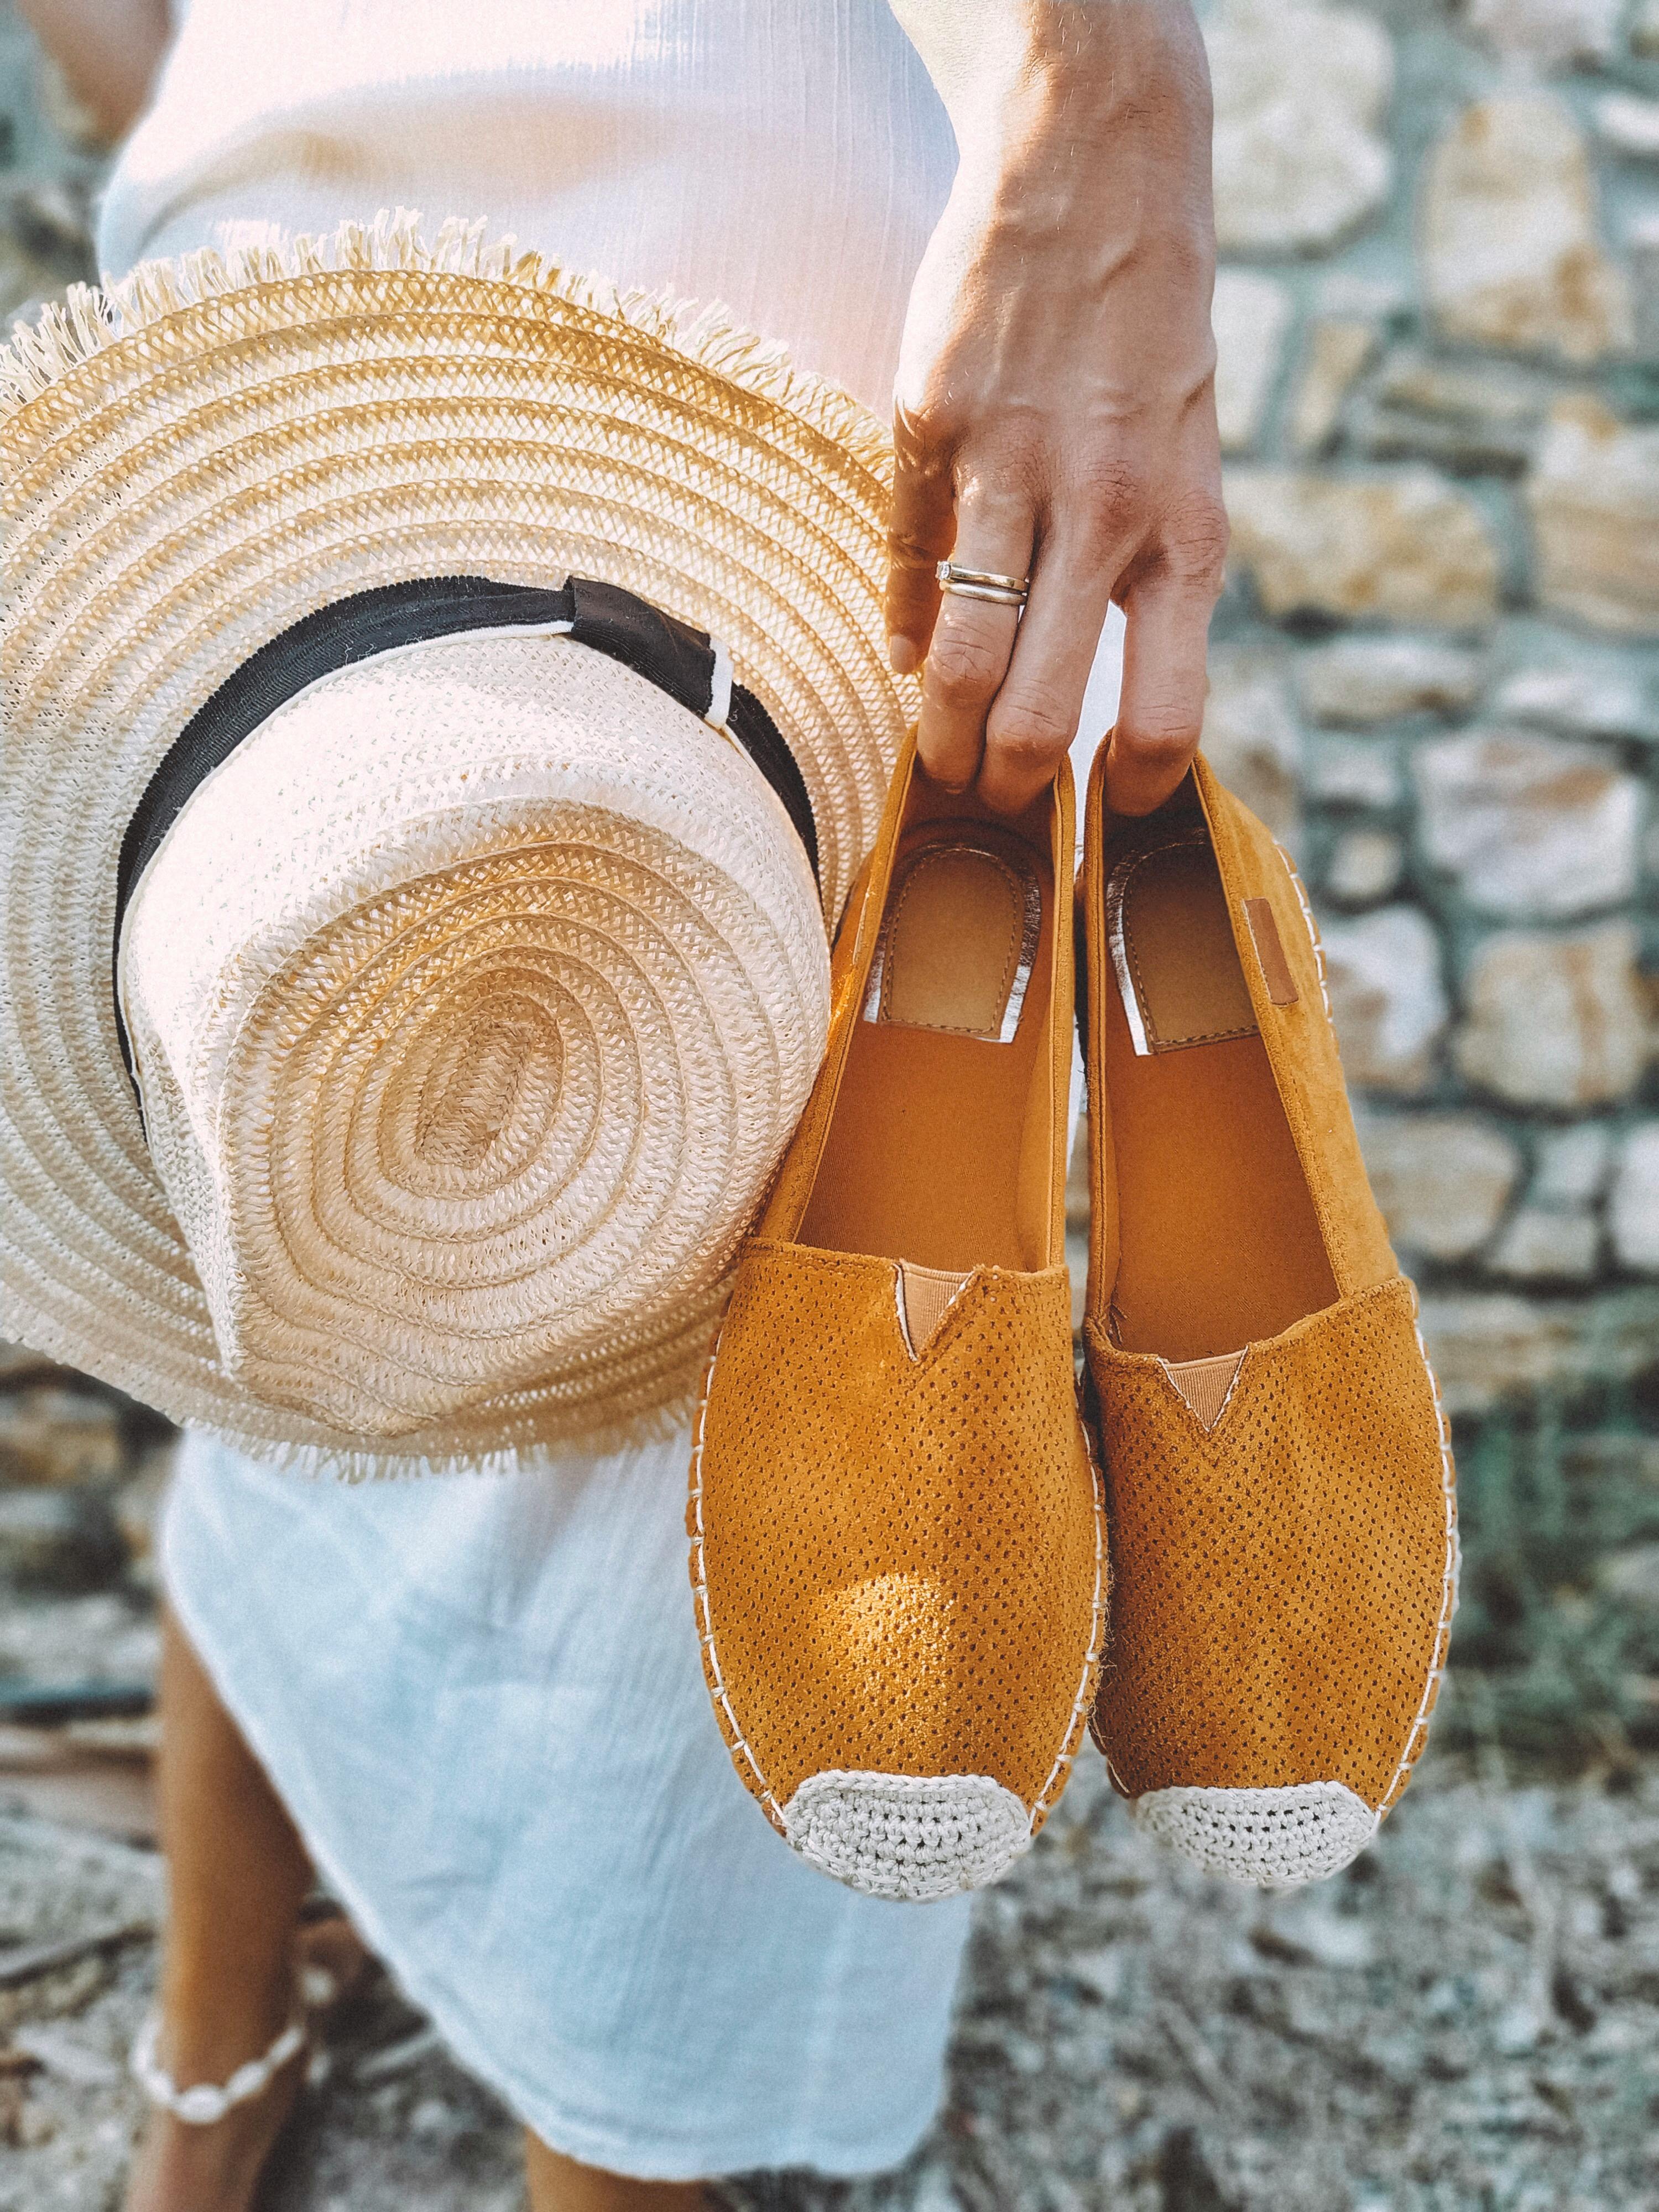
[0,212,915,1468]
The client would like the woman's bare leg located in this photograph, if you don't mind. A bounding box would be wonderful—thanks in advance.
[525,2133,714,2210]
[123,1609,319,2212]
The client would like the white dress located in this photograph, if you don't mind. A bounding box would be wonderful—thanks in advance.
[101,0,977,2180]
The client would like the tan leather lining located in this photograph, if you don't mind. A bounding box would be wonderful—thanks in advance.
[1109,833,1258,1056]
[797,794,1060,1275]
[866,839,1040,1042]
[1089,797,1340,1361]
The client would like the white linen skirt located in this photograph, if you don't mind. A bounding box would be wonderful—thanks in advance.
[163,1430,973,2178]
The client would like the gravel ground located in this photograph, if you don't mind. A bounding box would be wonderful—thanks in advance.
[4,1739,1657,2212]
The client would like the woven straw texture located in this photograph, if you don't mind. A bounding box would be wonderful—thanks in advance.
[1085,1279,1458,1815]
[0,212,919,1468]
[121,635,827,1451]
[691,1243,1106,1827]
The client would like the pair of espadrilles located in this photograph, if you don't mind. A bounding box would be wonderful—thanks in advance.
[690,734,1458,1901]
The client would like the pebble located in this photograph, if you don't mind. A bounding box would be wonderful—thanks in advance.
[1454,922,1648,1108]
[1225,467,1500,629]
[1412,727,1643,919]
[1296,635,1485,727]
[1213,269,1293,455]
[1288,317,1377,457]
[1485,1206,1600,1283]
[1304,736,1402,811]
[1198,645,1302,841]
[1465,0,1623,65]
[1527,400,1659,639]
[0,1488,124,1593]
[1323,826,1404,904]
[0,1388,123,1486]
[1319,904,1449,1094]
[1609,1122,1659,1274]
[1358,349,1546,477]
[1358,1112,1521,1262]
[1206,0,1394,254]
[1530,1122,1614,1209]
[1420,95,1629,365]
[1595,91,1659,161]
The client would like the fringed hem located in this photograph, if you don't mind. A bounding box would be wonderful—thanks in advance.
[0,208,893,482]
[195,1378,699,1484]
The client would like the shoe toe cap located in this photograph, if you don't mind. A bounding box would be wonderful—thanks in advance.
[1133,1780,1378,1887]
[782,1770,1032,1901]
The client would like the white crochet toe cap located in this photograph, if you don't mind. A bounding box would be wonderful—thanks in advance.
[782,1771,1032,1902]
[1133,1780,1379,1888]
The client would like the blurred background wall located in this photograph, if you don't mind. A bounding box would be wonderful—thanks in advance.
[2,0,1658,1774]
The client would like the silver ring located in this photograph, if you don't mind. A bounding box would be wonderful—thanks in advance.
[936,560,1030,607]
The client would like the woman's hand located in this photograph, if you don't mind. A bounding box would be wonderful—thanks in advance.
[886,0,1225,816]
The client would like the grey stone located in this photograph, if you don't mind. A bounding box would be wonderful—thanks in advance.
[1296,635,1484,726]
[1357,1112,1521,1261]
[1531,1122,1614,1209]
[1609,1121,1659,1273]
[3,179,92,272]
[1288,317,1378,456]
[1213,269,1293,455]
[1632,215,1659,364]
[1465,0,1622,65]
[1199,645,1303,842]
[1206,0,1394,255]
[1320,904,1448,1094]
[1420,94,1630,366]
[1454,923,1650,1108]
[1491,648,1659,747]
[1596,92,1659,161]
[0,1387,123,1486]
[0,1488,124,1592]
[1598,1543,1659,1609]
[1527,400,1659,639]
[1305,735,1402,810]
[1357,349,1545,476]
[1415,1292,1572,1412]
[1412,727,1644,919]
[1486,1206,1600,1282]
[1225,468,1500,629]
[1324,827,1405,904]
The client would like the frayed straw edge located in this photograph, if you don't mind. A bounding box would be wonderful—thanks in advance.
[0,206,892,479]
[190,1379,696,1484]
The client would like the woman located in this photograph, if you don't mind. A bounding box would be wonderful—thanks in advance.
[17,3,1224,2206]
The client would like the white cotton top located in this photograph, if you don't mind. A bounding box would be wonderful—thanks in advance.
[97,0,958,415]
[101,0,986,2182]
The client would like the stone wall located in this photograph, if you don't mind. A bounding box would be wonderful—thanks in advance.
[1,3,1658,1741]
[1201,0,1659,1427]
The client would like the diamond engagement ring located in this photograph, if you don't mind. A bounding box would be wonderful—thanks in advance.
[935,561,1030,608]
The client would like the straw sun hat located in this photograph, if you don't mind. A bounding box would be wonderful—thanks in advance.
[0,212,916,1474]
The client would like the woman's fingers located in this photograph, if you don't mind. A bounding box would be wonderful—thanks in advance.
[977,533,1116,816]
[915,500,1036,794]
[885,411,954,679]
[1104,544,1224,817]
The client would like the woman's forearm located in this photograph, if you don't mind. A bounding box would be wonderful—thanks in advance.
[885,1,1224,816]
[17,0,171,141]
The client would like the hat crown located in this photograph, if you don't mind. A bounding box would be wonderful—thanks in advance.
[119,633,828,1443]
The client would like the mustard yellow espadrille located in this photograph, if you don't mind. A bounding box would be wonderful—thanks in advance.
[690,742,1105,1901]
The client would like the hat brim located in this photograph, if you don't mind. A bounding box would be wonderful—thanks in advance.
[0,211,917,1470]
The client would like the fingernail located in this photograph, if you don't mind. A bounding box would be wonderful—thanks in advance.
[888,635,921,676]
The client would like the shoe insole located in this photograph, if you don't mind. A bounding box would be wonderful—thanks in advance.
[1099,828,1337,1365]
[798,803,1055,1282]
